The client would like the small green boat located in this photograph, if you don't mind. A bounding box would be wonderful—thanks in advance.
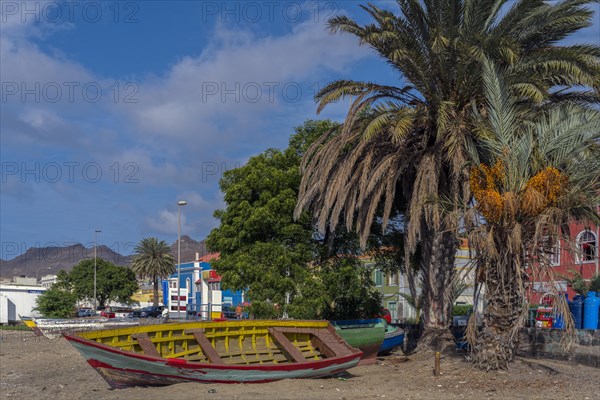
[331,318,386,365]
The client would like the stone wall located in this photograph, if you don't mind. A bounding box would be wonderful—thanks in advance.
[517,328,600,368]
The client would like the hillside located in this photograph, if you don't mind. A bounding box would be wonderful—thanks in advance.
[0,244,132,279]
[0,236,208,279]
[170,235,209,263]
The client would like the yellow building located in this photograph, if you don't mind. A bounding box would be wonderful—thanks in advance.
[131,287,162,307]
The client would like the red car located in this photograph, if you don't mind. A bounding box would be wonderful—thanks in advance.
[380,308,392,324]
[100,309,115,318]
[100,306,133,319]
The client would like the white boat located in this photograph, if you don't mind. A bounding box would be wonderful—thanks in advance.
[19,315,140,339]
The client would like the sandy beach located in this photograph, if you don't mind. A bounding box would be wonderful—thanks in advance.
[0,330,598,400]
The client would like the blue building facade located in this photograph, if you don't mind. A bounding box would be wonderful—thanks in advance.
[162,253,243,318]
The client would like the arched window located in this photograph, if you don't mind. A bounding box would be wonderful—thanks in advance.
[576,230,597,263]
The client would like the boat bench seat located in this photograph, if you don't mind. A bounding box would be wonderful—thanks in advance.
[132,333,161,357]
[185,329,225,365]
[268,326,354,362]
[268,328,307,363]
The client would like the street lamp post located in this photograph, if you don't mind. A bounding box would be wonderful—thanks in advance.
[94,229,101,312]
[177,200,187,319]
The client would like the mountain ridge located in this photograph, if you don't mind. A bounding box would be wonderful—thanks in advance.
[0,236,209,279]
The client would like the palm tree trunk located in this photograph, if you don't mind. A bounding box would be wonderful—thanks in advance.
[418,230,458,350]
[153,278,159,307]
[472,254,524,370]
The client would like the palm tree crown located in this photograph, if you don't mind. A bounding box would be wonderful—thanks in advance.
[298,0,599,247]
[131,237,175,307]
[466,59,600,369]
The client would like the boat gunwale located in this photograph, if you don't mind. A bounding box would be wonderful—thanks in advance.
[384,327,405,339]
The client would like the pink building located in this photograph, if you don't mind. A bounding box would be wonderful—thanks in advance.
[528,205,599,302]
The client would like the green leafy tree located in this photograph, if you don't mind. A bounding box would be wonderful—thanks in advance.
[34,287,78,318]
[320,257,382,319]
[295,0,600,347]
[62,259,139,308]
[131,237,175,307]
[207,120,382,319]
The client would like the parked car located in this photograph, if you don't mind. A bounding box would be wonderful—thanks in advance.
[186,305,237,320]
[101,306,133,319]
[222,305,237,319]
[129,306,165,318]
[77,308,95,318]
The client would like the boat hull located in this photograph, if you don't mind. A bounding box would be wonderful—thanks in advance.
[378,325,405,354]
[63,320,362,388]
[332,319,386,365]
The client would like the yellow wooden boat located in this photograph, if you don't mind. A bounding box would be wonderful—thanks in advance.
[64,319,362,388]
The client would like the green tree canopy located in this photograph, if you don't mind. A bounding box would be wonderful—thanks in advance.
[207,120,382,319]
[131,237,175,307]
[58,259,139,308]
[35,286,78,318]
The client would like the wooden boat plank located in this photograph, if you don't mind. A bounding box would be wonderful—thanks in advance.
[267,328,306,363]
[186,329,225,365]
[172,348,207,361]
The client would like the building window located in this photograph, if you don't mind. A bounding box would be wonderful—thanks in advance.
[387,271,399,286]
[577,230,596,263]
[541,236,560,266]
[374,270,383,286]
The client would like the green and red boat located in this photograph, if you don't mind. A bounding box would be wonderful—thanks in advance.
[331,318,386,365]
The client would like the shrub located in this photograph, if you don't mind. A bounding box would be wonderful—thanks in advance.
[452,304,473,316]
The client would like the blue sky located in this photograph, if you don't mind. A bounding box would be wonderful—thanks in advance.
[1,1,599,259]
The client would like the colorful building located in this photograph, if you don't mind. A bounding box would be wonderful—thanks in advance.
[367,261,402,322]
[131,285,162,307]
[528,206,599,302]
[366,239,477,323]
[162,253,244,319]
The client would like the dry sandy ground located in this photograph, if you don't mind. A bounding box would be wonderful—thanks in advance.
[1,330,598,400]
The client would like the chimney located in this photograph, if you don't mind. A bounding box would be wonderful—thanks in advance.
[196,252,200,261]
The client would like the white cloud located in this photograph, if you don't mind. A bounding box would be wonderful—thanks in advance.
[1,9,371,169]
[146,209,191,235]
[120,20,369,141]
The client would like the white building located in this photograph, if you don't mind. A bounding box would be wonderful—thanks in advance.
[39,274,57,288]
[0,284,47,324]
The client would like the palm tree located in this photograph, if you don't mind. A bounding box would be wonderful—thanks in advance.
[131,238,176,307]
[465,59,600,369]
[295,1,599,346]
